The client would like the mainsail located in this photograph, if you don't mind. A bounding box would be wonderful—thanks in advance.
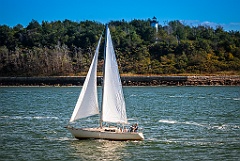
[101,27,128,124]
[69,36,102,122]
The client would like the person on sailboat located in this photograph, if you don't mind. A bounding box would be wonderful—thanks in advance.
[129,125,133,132]
[129,123,138,132]
[134,123,138,132]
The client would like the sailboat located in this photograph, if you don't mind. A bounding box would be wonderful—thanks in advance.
[65,25,144,141]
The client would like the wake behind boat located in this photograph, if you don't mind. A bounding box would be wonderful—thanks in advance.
[65,25,144,141]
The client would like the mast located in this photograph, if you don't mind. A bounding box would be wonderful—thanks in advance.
[100,24,108,128]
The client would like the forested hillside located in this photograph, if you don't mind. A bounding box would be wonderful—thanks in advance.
[0,19,239,76]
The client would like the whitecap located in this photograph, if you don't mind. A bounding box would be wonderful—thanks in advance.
[0,116,9,118]
[44,137,75,141]
[159,119,178,124]
[232,125,240,129]
[159,119,206,127]
[233,98,240,101]
[127,118,137,121]
[33,116,59,119]
[169,95,183,98]
[184,121,205,127]
[211,125,227,130]
[1,116,59,120]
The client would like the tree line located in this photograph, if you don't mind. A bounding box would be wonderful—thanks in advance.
[0,19,239,76]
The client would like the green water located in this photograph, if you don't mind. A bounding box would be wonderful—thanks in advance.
[0,86,239,160]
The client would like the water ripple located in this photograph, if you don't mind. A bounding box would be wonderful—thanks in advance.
[1,86,240,160]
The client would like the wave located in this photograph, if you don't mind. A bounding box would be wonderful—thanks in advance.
[44,136,75,141]
[185,121,206,127]
[197,96,206,99]
[159,119,240,131]
[158,119,178,124]
[129,94,137,97]
[158,139,227,146]
[127,118,138,121]
[159,119,205,127]
[209,124,240,130]
[33,116,58,119]
[0,116,58,120]
[169,95,184,98]
[210,124,228,130]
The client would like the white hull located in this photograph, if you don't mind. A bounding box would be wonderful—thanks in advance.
[66,126,144,141]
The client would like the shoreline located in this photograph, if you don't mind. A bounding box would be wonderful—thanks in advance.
[0,76,240,86]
